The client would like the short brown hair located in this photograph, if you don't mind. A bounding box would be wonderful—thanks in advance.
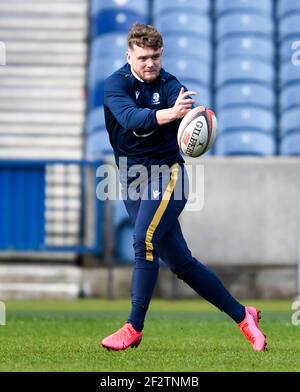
[128,23,163,50]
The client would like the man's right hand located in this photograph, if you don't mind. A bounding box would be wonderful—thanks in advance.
[156,88,197,126]
[172,88,196,119]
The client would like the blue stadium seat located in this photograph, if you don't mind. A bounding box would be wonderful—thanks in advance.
[216,59,274,87]
[155,12,211,38]
[153,0,210,16]
[163,34,211,63]
[215,131,276,156]
[216,84,275,111]
[217,36,274,63]
[280,131,300,156]
[91,10,147,37]
[86,107,105,134]
[90,33,128,58]
[88,57,125,88]
[279,15,300,40]
[179,80,211,108]
[85,130,113,158]
[215,0,273,16]
[280,108,300,135]
[280,38,300,63]
[217,107,275,134]
[217,14,273,40]
[88,81,105,110]
[280,85,300,112]
[90,0,149,17]
[280,62,300,87]
[116,223,134,263]
[278,0,300,18]
[163,58,210,87]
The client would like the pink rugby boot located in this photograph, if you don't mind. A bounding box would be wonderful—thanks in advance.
[101,323,143,351]
[238,306,267,352]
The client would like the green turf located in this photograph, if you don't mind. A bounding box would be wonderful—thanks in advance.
[0,299,299,372]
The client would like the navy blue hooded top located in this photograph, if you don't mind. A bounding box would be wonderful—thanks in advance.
[104,63,185,179]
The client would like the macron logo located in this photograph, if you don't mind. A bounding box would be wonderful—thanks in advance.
[153,190,161,199]
[135,91,140,100]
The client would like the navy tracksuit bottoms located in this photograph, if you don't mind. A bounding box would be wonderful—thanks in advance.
[122,163,245,332]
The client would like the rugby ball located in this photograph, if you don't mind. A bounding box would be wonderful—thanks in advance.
[177,106,217,157]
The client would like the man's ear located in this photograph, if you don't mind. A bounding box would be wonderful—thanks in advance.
[126,50,131,64]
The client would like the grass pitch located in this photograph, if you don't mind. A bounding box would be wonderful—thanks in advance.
[0,299,299,372]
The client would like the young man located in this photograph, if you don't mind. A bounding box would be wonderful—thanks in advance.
[101,23,267,352]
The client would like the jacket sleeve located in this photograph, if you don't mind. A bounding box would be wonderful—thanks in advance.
[104,75,159,135]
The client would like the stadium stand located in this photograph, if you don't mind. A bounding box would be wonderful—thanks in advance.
[216,14,273,40]
[278,0,300,18]
[214,0,276,156]
[0,1,86,160]
[218,107,276,134]
[216,59,275,87]
[163,58,211,89]
[152,0,210,16]
[152,0,212,120]
[0,0,298,297]
[280,85,300,111]
[84,0,300,258]
[278,0,300,155]
[155,12,211,38]
[215,0,273,16]
[86,0,150,263]
[7,0,290,266]
[0,0,103,269]
[215,131,276,156]
[91,33,128,58]
[163,35,211,63]
[217,36,274,63]
[86,0,149,160]
[90,0,148,37]
[216,84,275,111]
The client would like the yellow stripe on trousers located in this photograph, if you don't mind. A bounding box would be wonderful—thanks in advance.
[145,163,179,262]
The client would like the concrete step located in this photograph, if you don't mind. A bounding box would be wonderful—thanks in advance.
[46,223,80,235]
[0,264,81,283]
[0,100,85,112]
[46,210,80,221]
[0,65,85,78]
[0,2,87,15]
[0,76,84,88]
[0,147,83,160]
[0,29,86,42]
[0,135,83,148]
[6,53,87,66]
[46,185,81,198]
[0,17,87,30]
[45,236,80,247]
[46,198,81,209]
[46,170,81,187]
[0,111,84,124]
[0,124,83,135]
[0,88,83,100]
[0,283,80,299]
[46,164,81,173]
[6,41,86,53]
[0,264,81,299]
[7,0,86,2]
